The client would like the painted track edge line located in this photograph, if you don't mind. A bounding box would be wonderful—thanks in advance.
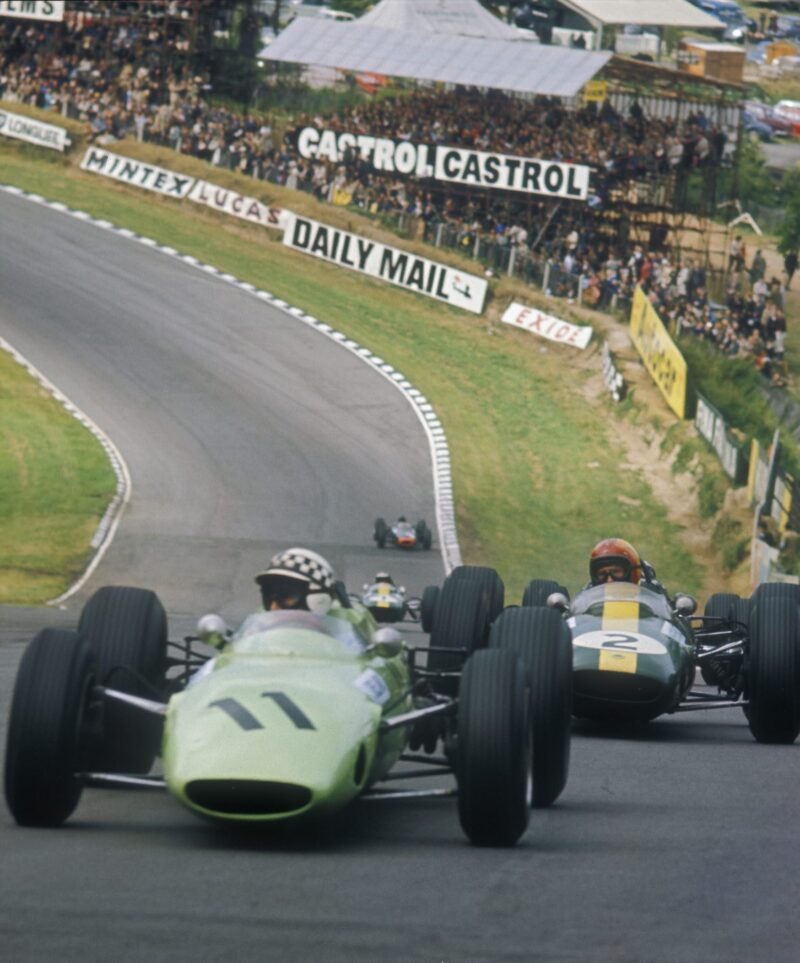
[0,335,132,607]
[0,184,461,577]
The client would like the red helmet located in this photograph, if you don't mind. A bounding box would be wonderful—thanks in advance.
[589,538,642,585]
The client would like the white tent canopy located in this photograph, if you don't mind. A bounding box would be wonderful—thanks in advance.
[264,18,612,98]
[556,0,724,29]
[357,0,528,40]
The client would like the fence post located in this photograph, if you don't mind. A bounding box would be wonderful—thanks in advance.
[508,246,517,278]
[436,222,443,248]
[543,261,551,294]
[473,235,480,260]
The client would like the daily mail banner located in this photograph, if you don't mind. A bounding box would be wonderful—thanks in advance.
[0,108,70,151]
[0,1,64,21]
[295,127,590,202]
[81,147,195,198]
[189,180,288,231]
[284,215,487,314]
[501,302,593,349]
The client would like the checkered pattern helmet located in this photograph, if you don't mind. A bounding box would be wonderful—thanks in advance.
[255,547,335,594]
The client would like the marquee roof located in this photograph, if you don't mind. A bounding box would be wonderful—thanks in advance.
[556,0,724,28]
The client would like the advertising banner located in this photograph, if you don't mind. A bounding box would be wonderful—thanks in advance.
[283,214,487,314]
[188,180,287,230]
[0,1,63,21]
[695,392,746,483]
[501,301,593,349]
[80,147,195,198]
[0,108,70,151]
[630,287,689,419]
[295,127,591,201]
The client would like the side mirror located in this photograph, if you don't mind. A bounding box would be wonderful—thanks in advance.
[196,614,229,649]
[367,626,405,658]
[674,594,697,616]
[547,592,570,612]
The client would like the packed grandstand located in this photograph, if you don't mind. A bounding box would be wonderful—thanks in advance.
[0,0,789,384]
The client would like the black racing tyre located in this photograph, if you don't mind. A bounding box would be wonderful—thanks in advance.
[457,648,532,847]
[746,590,800,743]
[489,606,572,807]
[522,579,569,608]
[374,517,388,548]
[428,578,490,694]
[703,592,740,621]
[731,596,750,633]
[5,629,95,826]
[751,582,800,604]
[446,565,505,624]
[78,585,167,772]
[420,584,440,634]
[422,524,432,551]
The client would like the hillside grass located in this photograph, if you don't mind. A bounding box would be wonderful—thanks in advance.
[0,112,705,600]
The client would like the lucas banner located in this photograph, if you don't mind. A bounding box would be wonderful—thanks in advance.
[0,1,64,21]
[630,287,689,419]
[188,180,287,231]
[501,302,593,349]
[283,215,487,314]
[295,127,591,201]
[80,147,195,198]
[0,109,70,151]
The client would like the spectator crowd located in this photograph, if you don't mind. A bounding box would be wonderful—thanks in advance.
[0,1,790,386]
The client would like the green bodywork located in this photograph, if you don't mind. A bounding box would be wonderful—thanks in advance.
[568,582,696,722]
[163,610,412,822]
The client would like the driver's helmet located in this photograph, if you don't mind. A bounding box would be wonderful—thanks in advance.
[589,537,642,585]
[397,515,407,522]
[255,547,335,613]
[374,571,394,585]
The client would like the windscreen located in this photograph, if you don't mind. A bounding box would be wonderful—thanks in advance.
[232,610,366,653]
[571,582,672,620]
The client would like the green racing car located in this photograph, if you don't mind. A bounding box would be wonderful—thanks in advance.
[4,568,574,847]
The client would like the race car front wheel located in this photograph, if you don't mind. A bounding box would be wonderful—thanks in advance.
[489,606,572,807]
[746,584,800,744]
[5,629,95,826]
[457,648,531,847]
[521,579,570,608]
[78,585,167,773]
[374,517,388,548]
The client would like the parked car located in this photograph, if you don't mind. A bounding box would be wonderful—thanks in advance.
[743,100,795,136]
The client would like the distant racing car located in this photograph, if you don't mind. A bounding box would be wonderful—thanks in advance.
[359,573,420,624]
[373,516,432,550]
[5,574,574,846]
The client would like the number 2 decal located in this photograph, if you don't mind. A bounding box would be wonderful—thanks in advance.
[209,692,315,731]
[601,633,640,651]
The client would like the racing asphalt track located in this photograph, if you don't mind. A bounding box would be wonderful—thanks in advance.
[2,191,800,962]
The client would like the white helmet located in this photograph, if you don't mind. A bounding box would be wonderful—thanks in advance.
[255,547,336,614]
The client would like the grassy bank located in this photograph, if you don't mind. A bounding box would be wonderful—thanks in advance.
[0,114,706,600]
[0,348,116,604]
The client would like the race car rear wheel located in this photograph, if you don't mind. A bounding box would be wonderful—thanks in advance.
[701,593,742,687]
[457,648,531,846]
[428,577,490,694]
[703,592,740,620]
[489,606,572,807]
[447,565,505,624]
[5,629,95,826]
[420,584,440,634]
[374,517,388,548]
[746,587,800,743]
[78,585,167,773]
[522,579,570,608]
[416,519,432,550]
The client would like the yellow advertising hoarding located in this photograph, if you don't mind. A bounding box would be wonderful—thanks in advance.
[630,287,688,419]
[583,80,607,103]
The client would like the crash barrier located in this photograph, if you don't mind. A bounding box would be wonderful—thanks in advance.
[601,342,626,403]
[694,392,748,485]
[0,108,70,151]
[629,286,690,420]
[748,433,800,587]
[79,147,487,315]
[501,302,593,350]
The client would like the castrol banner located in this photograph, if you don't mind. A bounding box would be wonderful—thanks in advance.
[188,180,288,231]
[294,127,591,201]
[501,302,593,349]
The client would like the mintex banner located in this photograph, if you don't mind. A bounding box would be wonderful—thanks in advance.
[80,147,195,198]
[0,108,70,151]
[284,214,487,314]
[0,1,64,21]
[501,302,592,349]
[630,286,689,419]
[295,127,590,201]
[189,180,287,231]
